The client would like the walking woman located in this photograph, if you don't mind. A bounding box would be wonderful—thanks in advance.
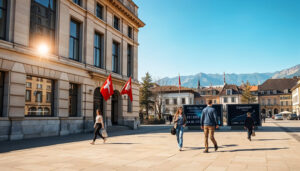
[244,112,255,141]
[173,106,187,151]
[91,109,106,145]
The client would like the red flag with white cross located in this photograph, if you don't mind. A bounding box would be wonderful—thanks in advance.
[121,77,133,101]
[100,74,114,101]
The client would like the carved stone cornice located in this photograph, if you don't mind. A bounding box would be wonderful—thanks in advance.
[107,0,145,28]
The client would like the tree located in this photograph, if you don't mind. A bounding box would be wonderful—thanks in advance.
[139,72,153,118]
[241,81,256,104]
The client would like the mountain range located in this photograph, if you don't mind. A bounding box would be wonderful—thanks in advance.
[157,64,300,88]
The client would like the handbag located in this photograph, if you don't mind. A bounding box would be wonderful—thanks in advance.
[101,128,108,138]
[251,130,256,137]
[171,127,176,135]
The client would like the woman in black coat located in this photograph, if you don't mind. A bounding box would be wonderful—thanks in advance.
[244,112,255,141]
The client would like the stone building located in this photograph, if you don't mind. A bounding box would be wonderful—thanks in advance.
[194,86,223,105]
[292,80,300,115]
[150,86,195,116]
[258,78,298,117]
[219,84,242,111]
[0,0,144,141]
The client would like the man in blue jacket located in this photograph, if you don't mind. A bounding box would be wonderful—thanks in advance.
[200,100,219,153]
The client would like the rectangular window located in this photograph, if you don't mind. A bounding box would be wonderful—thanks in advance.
[0,71,4,116]
[69,19,80,61]
[268,99,271,105]
[96,3,103,19]
[26,90,31,102]
[231,97,235,103]
[72,0,81,6]
[114,16,120,30]
[94,33,103,68]
[26,82,32,88]
[112,41,120,73]
[25,76,53,117]
[165,99,169,105]
[0,0,7,40]
[36,91,43,102]
[274,99,277,105]
[214,100,217,104]
[37,83,42,89]
[224,97,228,103]
[30,0,56,51]
[286,101,289,106]
[69,83,78,117]
[127,44,133,77]
[173,98,177,105]
[226,89,232,95]
[128,26,132,38]
[281,101,284,106]
[127,98,132,112]
[182,98,185,104]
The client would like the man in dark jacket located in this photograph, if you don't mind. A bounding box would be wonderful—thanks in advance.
[244,112,255,141]
[200,100,218,153]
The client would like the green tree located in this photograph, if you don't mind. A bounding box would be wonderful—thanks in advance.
[139,72,153,118]
[241,81,256,104]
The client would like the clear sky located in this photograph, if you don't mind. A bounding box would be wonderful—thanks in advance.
[134,0,300,81]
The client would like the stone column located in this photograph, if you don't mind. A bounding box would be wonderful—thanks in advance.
[57,73,69,136]
[9,63,26,140]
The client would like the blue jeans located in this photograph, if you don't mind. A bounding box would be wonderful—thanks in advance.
[176,125,184,148]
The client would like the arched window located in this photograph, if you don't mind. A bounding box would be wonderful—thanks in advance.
[44,107,50,115]
[29,107,37,116]
[37,107,43,115]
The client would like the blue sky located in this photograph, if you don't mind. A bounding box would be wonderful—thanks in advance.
[135,0,300,81]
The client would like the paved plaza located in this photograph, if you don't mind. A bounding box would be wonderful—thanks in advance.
[1,119,300,171]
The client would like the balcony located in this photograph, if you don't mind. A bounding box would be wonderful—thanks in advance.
[118,0,137,16]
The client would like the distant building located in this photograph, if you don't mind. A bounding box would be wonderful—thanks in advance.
[219,84,242,111]
[194,86,223,105]
[150,86,195,116]
[292,80,300,115]
[258,78,298,117]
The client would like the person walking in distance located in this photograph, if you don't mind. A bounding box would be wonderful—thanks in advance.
[91,109,106,145]
[173,106,187,151]
[200,100,219,153]
[244,112,255,141]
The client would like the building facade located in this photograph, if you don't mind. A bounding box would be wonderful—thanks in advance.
[0,0,144,141]
[150,86,195,116]
[292,80,300,116]
[219,84,242,111]
[194,86,223,105]
[259,78,298,117]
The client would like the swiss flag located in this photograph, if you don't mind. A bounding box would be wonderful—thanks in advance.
[100,74,114,101]
[121,77,133,101]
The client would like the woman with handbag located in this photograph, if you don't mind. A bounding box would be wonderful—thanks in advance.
[90,109,107,145]
[244,112,255,141]
[173,106,187,151]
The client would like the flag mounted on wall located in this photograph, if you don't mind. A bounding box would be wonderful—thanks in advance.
[121,77,133,101]
[100,74,114,101]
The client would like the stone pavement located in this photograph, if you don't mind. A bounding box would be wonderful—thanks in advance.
[0,120,300,171]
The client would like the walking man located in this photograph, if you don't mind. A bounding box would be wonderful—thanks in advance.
[200,100,218,153]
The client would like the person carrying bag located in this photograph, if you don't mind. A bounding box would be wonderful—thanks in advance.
[90,109,107,145]
[173,106,187,151]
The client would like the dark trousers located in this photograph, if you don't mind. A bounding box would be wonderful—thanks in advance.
[247,128,253,139]
[93,123,104,141]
